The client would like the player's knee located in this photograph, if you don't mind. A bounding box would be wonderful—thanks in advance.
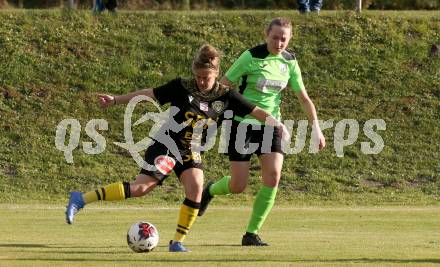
[230,186,246,194]
[190,179,204,193]
[193,184,203,196]
[229,180,247,194]
[183,181,203,201]
[263,171,281,187]
[264,180,279,188]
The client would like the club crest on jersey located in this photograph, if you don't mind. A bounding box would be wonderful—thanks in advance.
[211,101,224,113]
[279,63,287,73]
[188,95,194,103]
[199,101,209,111]
[154,155,176,175]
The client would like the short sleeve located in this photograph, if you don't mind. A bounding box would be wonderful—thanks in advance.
[227,90,256,117]
[288,60,305,92]
[225,51,252,84]
[153,78,181,105]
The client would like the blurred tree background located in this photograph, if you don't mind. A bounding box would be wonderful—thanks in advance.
[1,0,439,10]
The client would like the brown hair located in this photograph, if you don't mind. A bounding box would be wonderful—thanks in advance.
[266,17,292,35]
[192,44,221,72]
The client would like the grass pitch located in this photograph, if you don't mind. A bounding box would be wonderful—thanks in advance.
[0,204,439,266]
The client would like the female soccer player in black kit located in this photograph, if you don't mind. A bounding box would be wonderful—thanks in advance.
[65,44,289,252]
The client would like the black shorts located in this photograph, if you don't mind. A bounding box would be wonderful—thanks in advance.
[139,141,203,185]
[227,120,284,161]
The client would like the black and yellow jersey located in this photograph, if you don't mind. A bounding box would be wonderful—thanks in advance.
[152,77,256,150]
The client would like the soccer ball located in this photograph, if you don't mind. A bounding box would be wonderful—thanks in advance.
[127,221,159,253]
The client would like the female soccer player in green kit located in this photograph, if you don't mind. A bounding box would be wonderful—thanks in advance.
[198,18,326,246]
[65,45,289,252]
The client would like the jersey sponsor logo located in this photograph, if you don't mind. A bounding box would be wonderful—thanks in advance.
[188,95,194,103]
[154,155,176,175]
[211,101,224,113]
[199,101,209,111]
[256,78,288,93]
[279,63,287,73]
[260,63,269,68]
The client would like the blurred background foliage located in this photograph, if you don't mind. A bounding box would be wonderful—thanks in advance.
[0,0,439,10]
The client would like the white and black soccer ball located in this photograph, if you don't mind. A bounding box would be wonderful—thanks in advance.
[127,221,159,253]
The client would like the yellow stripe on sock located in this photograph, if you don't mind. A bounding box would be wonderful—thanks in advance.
[82,182,126,204]
[173,203,199,242]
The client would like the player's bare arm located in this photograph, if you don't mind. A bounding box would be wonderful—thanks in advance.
[294,88,326,150]
[97,88,156,108]
[249,107,291,141]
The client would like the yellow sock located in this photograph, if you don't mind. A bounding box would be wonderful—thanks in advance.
[82,182,130,204]
[173,198,200,242]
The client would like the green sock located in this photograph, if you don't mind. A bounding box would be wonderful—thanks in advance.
[246,185,278,234]
[209,176,232,196]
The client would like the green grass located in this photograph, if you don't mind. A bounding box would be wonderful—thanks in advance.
[0,10,439,204]
[0,204,440,266]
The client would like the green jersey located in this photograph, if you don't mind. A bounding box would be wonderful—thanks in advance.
[225,44,305,124]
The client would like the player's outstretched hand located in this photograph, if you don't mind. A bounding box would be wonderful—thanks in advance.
[97,94,115,108]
